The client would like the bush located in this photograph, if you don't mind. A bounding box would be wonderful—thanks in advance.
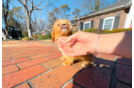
[73,28,98,34]
[33,35,38,39]
[38,34,51,40]
[22,37,31,41]
[83,28,98,32]
[73,28,132,34]
[110,28,132,33]
[22,30,28,37]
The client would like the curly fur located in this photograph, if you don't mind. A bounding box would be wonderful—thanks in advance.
[51,19,95,68]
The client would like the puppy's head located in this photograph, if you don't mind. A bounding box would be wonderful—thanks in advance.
[51,19,72,42]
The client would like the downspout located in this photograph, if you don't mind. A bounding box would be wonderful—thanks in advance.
[124,5,132,28]
[77,18,80,31]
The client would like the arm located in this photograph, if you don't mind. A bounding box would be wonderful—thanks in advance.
[97,31,132,59]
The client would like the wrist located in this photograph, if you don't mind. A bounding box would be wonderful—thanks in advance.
[96,32,125,55]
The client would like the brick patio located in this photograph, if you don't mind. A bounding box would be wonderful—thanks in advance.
[2,45,132,88]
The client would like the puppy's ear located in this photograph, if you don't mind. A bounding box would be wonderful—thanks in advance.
[51,28,55,42]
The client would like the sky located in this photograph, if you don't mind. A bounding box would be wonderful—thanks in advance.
[9,0,115,21]
[9,0,83,21]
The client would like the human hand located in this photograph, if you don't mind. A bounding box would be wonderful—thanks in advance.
[57,31,99,56]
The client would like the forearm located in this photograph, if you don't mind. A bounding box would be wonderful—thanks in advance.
[97,31,132,59]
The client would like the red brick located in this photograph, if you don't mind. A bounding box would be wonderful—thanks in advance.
[74,66,112,88]
[2,64,19,75]
[115,82,131,88]
[2,65,48,88]
[12,54,36,59]
[117,57,132,66]
[65,82,80,88]
[95,57,114,68]
[36,51,52,54]
[116,64,132,84]
[31,65,79,88]
[47,53,62,59]
[51,51,61,54]
[72,62,84,69]
[22,52,36,54]
[98,54,115,61]
[29,54,51,59]
[16,83,30,88]
[19,57,51,69]
[2,57,11,62]
[42,58,66,69]
[2,57,30,67]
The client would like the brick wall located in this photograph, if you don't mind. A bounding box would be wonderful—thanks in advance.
[72,9,128,31]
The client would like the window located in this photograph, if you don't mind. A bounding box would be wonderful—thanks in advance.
[83,21,91,30]
[103,17,115,30]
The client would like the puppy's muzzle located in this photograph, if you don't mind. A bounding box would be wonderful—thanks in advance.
[61,23,67,32]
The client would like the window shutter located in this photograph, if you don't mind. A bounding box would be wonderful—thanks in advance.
[80,22,83,30]
[113,15,120,29]
[91,20,94,28]
[99,18,104,30]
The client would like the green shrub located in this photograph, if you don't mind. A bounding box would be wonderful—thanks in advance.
[110,28,132,33]
[82,28,98,32]
[73,28,98,34]
[33,35,38,38]
[22,30,28,37]
[38,34,51,40]
[22,37,31,41]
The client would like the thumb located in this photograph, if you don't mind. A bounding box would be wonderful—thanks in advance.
[65,33,77,44]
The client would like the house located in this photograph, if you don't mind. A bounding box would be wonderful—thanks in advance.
[33,29,51,36]
[71,0,132,31]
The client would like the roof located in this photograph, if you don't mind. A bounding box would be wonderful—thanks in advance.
[33,31,44,34]
[72,0,132,20]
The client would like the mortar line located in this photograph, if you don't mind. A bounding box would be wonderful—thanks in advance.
[16,63,21,70]
[61,68,85,88]
[12,65,62,88]
[28,81,35,88]
[10,57,13,60]
[110,56,117,88]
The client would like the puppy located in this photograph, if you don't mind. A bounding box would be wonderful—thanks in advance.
[51,19,95,68]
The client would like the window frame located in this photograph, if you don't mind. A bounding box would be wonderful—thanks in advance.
[83,21,91,30]
[102,17,115,30]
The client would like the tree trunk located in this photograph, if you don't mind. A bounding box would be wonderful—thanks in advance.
[2,30,6,40]
[26,18,33,38]
[5,26,9,39]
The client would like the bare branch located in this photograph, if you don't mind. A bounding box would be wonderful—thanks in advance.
[34,0,56,10]
[3,7,26,20]
[30,0,33,12]
[34,0,45,8]
[18,0,24,6]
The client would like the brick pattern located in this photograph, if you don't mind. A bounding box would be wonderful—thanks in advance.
[2,46,132,88]
[72,10,128,31]
[16,83,31,88]
[65,82,80,88]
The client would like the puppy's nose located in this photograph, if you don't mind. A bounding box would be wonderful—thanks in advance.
[62,23,66,26]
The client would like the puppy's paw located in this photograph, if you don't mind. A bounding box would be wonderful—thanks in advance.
[82,64,88,68]
[62,62,72,66]
[60,56,66,60]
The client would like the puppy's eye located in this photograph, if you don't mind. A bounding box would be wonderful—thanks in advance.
[57,24,60,26]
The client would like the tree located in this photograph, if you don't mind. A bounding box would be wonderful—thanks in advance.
[72,8,81,18]
[60,4,70,19]
[46,8,62,29]
[75,0,109,14]
[2,0,10,40]
[17,0,57,38]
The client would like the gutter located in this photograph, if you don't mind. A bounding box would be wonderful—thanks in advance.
[125,0,132,8]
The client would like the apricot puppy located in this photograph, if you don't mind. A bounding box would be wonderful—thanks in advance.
[51,19,95,68]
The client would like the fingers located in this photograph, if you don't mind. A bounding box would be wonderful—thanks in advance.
[65,34,77,44]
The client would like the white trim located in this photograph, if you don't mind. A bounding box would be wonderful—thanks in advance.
[102,16,115,30]
[83,21,91,30]
[124,5,132,28]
